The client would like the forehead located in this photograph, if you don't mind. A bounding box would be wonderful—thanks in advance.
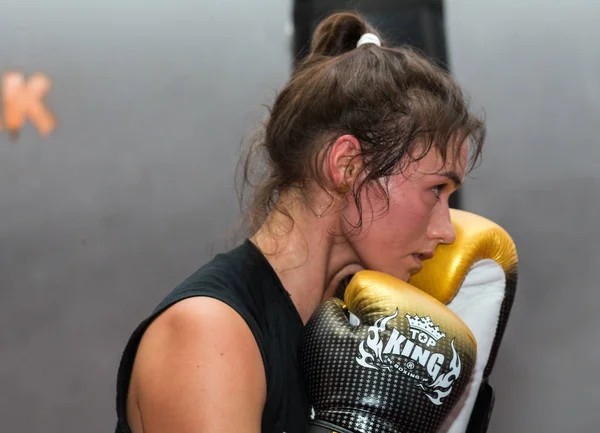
[413,141,469,174]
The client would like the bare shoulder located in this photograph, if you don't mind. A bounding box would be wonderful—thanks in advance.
[127,297,266,433]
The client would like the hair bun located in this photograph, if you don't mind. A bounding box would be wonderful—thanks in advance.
[310,12,378,57]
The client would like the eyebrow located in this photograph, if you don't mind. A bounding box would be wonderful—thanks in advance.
[439,171,463,188]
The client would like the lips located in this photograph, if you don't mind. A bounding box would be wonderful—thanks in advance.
[414,252,434,261]
[410,252,434,274]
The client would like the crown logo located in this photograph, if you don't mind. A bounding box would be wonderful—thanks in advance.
[405,314,446,341]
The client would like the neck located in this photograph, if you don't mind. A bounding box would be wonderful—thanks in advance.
[250,196,363,324]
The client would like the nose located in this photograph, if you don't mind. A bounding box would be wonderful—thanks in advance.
[428,206,456,245]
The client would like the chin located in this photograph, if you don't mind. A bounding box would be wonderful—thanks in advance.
[399,264,424,282]
[382,268,412,283]
[399,272,412,283]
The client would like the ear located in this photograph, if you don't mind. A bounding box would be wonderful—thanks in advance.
[327,134,362,192]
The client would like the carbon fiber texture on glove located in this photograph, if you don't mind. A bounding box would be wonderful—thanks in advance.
[300,297,475,433]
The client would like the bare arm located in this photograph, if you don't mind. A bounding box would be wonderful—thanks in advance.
[126,297,267,433]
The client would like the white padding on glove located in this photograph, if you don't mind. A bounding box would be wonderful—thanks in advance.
[439,259,506,433]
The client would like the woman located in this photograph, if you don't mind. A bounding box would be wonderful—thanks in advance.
[115,11,486,433]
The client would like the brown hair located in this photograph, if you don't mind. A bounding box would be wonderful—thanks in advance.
[237,11,486,236]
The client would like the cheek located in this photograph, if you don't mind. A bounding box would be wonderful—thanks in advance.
[386,187,431,235]
[341,183,435,279]
[346,185,427,248]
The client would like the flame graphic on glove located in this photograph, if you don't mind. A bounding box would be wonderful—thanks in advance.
[419,339,461,405]
[356,308,399,370]
[354,309,462,406]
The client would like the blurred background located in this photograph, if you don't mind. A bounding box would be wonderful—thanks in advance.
[1,0,598,432]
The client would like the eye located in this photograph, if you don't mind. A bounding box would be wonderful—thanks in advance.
[431,184,446,201]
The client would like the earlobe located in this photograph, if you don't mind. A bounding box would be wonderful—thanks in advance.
[338,183,350,194]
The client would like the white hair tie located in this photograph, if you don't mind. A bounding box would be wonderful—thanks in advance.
[356,33,381,48]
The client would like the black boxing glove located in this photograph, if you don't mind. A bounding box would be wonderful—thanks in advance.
[299,271,477,433]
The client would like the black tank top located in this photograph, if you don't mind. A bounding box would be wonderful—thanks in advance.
[115,240,310,433]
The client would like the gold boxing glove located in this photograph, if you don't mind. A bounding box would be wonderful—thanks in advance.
[409,209,519,433]
[299,271,477,433]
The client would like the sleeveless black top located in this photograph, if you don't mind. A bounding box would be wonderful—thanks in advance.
[115,240,310,433]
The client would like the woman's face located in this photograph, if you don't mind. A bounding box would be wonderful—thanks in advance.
[343,143,468,282]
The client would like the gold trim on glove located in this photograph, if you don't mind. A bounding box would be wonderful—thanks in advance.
[409,209,519,304]
[345,270,476,347]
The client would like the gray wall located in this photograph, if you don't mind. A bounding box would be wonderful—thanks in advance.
[1,0,598,432]
[446,0,600,431]
[0,2,292,432]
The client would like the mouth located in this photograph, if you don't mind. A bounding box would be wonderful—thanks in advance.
[334,253,434,296]
[413,251,434,261]
[411,252,434,269]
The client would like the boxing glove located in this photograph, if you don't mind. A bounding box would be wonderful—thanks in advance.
[299,271,477,433]
[408,209,518,433]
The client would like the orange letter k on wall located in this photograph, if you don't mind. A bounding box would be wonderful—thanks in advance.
[0,72,56,137]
